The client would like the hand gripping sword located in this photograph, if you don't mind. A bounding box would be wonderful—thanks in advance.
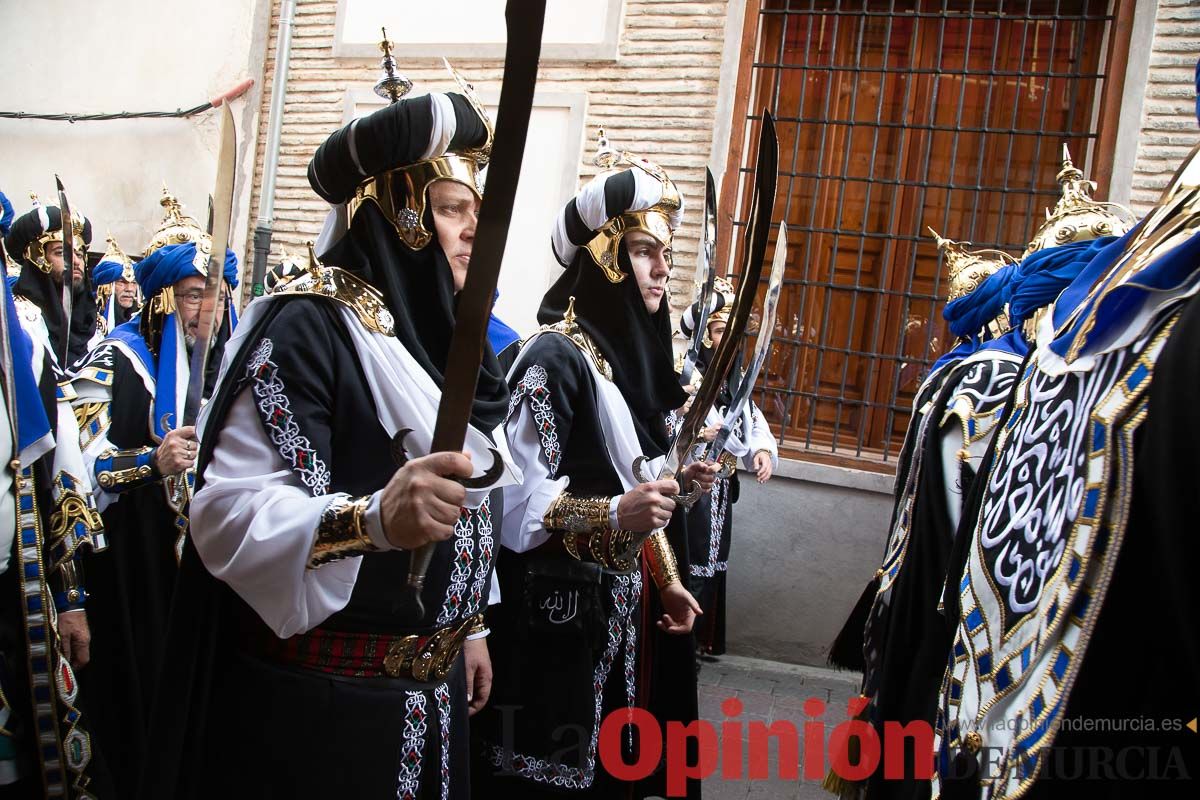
[54,176,74,369]
[399,0,547,620]
[704,223,787,476]
[626,111,778,559]
[161,103,236,562]
[679,168,718,387]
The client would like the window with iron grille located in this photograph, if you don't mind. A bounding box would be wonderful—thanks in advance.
[723,0,1132,470]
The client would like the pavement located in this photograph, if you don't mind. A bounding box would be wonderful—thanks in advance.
[655,654,865,799]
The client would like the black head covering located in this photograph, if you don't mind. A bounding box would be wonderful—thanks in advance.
[539,169,688,455]
[5,204,98,365]
[309,92,508,432]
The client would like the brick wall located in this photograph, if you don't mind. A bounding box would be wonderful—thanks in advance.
[1128,0,1200,215]
[245,0,732,310]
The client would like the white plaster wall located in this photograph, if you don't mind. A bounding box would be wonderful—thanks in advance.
[0,0,272,276]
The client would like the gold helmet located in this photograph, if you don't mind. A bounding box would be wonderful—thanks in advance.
[930,226,1016,305]
[581,127,683,284]
[348,47,493,252]
[680,275,736,346]
[1022,144,1135,257]
[265,245,306,294]
[23,192,90,274]
[98,234,136,283]
[94,235,136,307]
[144,186,213,272]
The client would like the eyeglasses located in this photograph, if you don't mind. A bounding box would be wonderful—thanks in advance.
[176,289,226,307]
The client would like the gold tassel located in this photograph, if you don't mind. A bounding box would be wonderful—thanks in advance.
[821,695,871,798]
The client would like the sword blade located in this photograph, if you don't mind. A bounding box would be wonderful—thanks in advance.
[709,222,787,457]
[404,0,546,609]
[659,110,778,481]
[181,102,237,428]
[679,167,718,386]
[55,176,74,368]
[427,0,545,456]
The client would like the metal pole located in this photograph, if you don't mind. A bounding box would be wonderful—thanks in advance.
[251,0,297,298]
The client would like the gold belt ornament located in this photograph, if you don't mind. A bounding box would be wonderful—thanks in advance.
[382,613,483,682]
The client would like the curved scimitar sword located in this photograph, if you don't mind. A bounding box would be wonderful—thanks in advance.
[680,168,718,387]
[399,0,547,622]
[55,176,74,369]
[706,223,787,476]
[625,111,779,564]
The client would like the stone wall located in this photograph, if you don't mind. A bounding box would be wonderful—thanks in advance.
[1128,0,1200,215]
[245,0,734,310]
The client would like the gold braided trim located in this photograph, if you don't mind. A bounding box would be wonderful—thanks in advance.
[544,492,636,571]
[543,492,610,534]
[309,495,378,568]
[73,401,106,430]
[48,490,104,569]
[645,529,681,589]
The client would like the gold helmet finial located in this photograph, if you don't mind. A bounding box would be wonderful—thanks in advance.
[305,241,322,278]
[1022,142,1135,256]
[594,127,621,171]
[145,185,209,265]
[930,227,1017,303]
[374,27,413,103]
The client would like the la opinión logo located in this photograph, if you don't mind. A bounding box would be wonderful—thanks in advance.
[595,695,932,796]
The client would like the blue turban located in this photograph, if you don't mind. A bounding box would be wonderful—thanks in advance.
[94,258,132,287]
[135,242,240,298]
[1005,236,1117,329]
[0,190,13,237]
[942,263,1017,342]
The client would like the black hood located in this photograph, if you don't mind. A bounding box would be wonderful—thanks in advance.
[320,202,509,432]
[539,246,687,456]
[6,204,97,365]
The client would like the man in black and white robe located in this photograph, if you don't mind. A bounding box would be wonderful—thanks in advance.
[144,90,516,800]
[476,149,717,800]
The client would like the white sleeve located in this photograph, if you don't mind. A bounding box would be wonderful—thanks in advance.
[499,399,568,554]
[741,401,779,470]
[190,387,364,638]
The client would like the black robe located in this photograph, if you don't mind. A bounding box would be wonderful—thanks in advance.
[70,343,180,799]
[999,294,1200,798]
[859,353,1020,800]
[143,296,498,800]
[685,466,736,657]
[474,332,700,800]
[934,304,1200,796]
[828,365,956,673]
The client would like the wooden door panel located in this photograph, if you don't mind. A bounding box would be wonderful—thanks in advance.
[743,0,1119,462]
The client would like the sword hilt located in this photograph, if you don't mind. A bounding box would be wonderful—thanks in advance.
[390,429,502,623]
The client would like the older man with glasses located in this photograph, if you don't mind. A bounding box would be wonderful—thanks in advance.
[66,236,239,797]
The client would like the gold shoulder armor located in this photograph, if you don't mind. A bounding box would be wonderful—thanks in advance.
[276,261,395,337]
[539,296,612,381]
